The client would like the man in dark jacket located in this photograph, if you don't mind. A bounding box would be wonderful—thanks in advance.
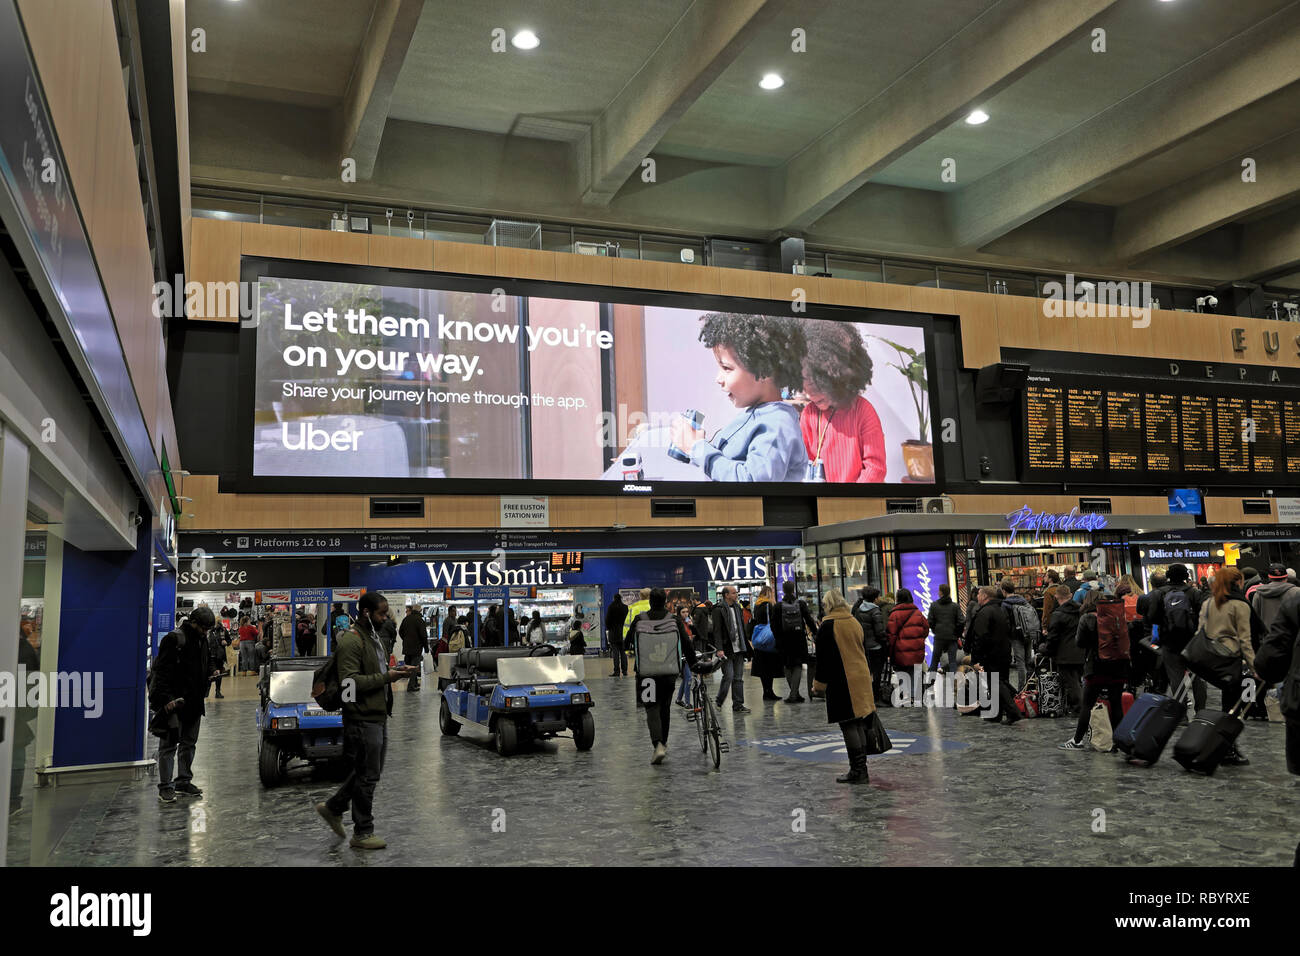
[1144,563,1206,713]
[927,584,965,673]
[968,586,1020,723]
[317,592,415,850]
[1256,587,1300,774]
[771,580,817,703]
[398,604,429,692]
[1000,580,1038,691]
[605,595,629,677]
[713,586,751,714]
[150,606,221,803]
[853,586,889,700]
[1040,585,1084,716]
[10,617,41,814]
[206,621,230,699]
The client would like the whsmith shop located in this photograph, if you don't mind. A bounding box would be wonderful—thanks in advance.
[174,528,802,651]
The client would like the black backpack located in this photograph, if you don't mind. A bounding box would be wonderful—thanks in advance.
[1161,586,1196,649]
[312,629,350,711]
[780,600,805,638]
[146,629,186,701]
[696,605,715,642]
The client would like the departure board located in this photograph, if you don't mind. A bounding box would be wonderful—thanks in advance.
[1182,396,1216,474]
[1144,394,1180,471]
[1252,399,1283,473]
[1067,388,1104,469]
[1215,399,1250,473]
[1022,372,1300,483]
[1026,385,1064,469]
[1286,401,1300,473]
[1107,391,1142,471]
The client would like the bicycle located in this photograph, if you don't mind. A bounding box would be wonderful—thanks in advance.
[684,646,728,769]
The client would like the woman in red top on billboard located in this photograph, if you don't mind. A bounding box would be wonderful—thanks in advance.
[798,322,887,482]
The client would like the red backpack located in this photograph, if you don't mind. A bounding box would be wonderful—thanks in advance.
[1095,598,1131,661]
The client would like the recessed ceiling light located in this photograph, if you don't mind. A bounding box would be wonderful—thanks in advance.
[511,30,540,50]
[965,109,990,125]
[760,73,784,90]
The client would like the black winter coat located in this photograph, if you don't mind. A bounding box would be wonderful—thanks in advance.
[150,626,211,723]
[969,597,1012,674]
[1256,588,1300,719]
[771,597,817,667]
[605,600,629,642]
[1043,601,1085,666]
[926,597,965,643]
[399,612,428,656]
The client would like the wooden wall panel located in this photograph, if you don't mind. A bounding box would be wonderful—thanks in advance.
[189,218,242,321]
[1204,496,1277,525]
[610,257,666,290]
[1035,303,1078,353]
[661,262,721,295]
[299,228,368,265]
[994,295,1041,349]
[431,240,495,275]
[952,290,999,368]
[554,252,614,287]
[242,222,301,259]
[616,497,763,527]
[493,247,556,281]
[368,234,434,271]
[1226,316,1300,369]
[862,282,911,312]
[908,286,955,316]
[718,269,770,299]
[814,277,869,308]
[817,498,887,525]
[550,497,618,527]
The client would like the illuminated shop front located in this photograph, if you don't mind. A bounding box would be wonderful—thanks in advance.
[803,509,1196,615]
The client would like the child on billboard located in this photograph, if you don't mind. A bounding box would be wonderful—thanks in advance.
[798,321,887,482]
[669,313,808,482]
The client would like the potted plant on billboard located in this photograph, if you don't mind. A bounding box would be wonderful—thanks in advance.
[869,336,933,481]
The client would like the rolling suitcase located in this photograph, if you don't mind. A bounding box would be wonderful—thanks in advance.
[1172,699,1250,775]
[1113,689,1184,764]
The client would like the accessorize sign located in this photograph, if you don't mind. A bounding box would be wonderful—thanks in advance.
[500,496,549,528]
[1005,506,1108,544]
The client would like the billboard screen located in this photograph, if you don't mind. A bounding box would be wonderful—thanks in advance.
[248,274,935,492]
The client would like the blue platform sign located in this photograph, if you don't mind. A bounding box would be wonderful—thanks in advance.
[1167,489,1203,516]
[741,730,970,763]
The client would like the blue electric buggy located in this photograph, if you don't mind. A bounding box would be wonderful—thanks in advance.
[438,645,595,755]
[256,656,344,786]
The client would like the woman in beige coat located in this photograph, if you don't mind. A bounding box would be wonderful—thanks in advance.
[811,589,877,784]
[1198,565,1260,765]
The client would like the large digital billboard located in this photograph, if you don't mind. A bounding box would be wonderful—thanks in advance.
[246,273,935,493]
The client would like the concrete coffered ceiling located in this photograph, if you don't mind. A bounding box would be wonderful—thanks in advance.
[186,0,1300,290]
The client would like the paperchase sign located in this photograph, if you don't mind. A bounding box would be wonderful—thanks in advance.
[1005,506,1108,544]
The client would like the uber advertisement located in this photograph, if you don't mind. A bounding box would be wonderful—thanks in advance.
[251,275,934,489]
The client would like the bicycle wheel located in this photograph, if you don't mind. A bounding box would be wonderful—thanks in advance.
[702,695,722,769]
[694,682,709,752]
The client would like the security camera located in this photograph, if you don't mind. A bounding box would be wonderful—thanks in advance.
[406,210,415,222]
[128,512,143,528]
[1196,295,1218,312]
[385,208,393,218]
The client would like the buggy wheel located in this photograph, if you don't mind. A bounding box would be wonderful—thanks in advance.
[573,711,595,751]
[495,717,518,756]
[439,697,461,736]
[258,739,282,787]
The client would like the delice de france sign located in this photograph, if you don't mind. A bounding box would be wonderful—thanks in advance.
[500,496,549,528]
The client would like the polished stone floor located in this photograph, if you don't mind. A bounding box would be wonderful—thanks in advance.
[7,665,1299,866]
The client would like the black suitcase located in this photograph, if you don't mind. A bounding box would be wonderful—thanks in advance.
[1172,700,1249,775]
[1114,692,1184,764]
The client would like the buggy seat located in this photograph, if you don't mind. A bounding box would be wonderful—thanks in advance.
[451,645,552,689]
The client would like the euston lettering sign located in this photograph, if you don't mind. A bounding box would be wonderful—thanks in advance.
[1005,506,1108,545]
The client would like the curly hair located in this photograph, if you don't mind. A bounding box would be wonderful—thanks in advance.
[697,313,806,392]
[800,320,872,406]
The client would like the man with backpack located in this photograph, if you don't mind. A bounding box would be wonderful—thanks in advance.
[772,580,817,704]
[927,584,965,673]
[1144,563,1206,714]
[149,607,222,804]
[1000,580,1039,692]
[316,591,416,850]
[447,616,470,655]
[630,588,712,764]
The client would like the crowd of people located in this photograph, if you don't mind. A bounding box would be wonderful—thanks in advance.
[125,558,1300,849]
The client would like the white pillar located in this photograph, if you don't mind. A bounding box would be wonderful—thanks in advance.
[0,424,31,864]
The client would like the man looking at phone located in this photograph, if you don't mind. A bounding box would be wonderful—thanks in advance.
[317,591,415,849]
[150,606,222,804]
